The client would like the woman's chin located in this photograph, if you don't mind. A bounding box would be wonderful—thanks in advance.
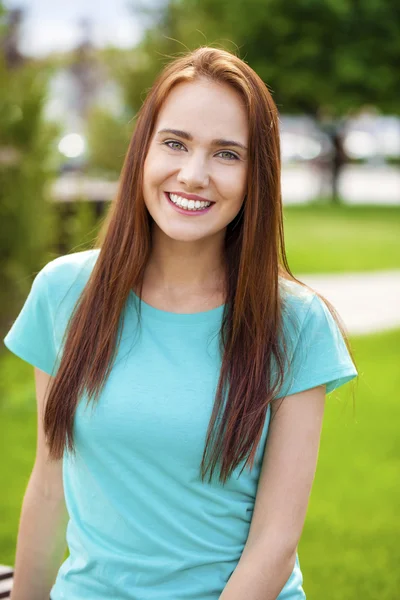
[153,222,211,244]
[166,230,209,243]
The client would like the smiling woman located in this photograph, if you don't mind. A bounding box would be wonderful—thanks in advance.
[142,78,248,243]
[3,47,358,600]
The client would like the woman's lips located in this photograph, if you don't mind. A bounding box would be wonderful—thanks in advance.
[164,192,214,216]
[167,191,213,203]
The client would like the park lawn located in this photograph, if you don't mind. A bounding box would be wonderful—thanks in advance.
[283,204,400,273]
[1,328,399,600]
[299,326,400,599]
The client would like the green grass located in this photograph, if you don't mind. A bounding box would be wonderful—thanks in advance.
[299,327,400,599]
[1,329,399,599]
[0,354,37,565]
[283,204,400,273]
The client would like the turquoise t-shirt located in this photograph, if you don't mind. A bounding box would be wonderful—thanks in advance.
[3,249,358,600]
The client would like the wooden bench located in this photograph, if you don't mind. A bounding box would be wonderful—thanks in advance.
[0,565,13,599]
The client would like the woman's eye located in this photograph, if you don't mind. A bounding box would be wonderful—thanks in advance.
[164,140,185,151]
[163,141,238,160]
[217,151,239,161]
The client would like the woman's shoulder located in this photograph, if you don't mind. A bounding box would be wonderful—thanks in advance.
[278,276,317,318]
[277,276,357,396]
[38,248,101,312]
[42,248,100,283]
[278,276,345,351]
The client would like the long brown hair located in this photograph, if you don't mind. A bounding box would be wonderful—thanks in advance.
[44,47,357,483]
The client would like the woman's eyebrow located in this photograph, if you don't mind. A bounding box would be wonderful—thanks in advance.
[157,128,248,151]
[213,138,248,151]
[158,128,192,140]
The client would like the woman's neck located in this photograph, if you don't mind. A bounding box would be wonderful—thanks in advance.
[139,232,227,312]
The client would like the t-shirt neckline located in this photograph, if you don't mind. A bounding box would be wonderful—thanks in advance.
[128,290,226,324]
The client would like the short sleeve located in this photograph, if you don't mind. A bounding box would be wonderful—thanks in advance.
[276,293,358,398]
[3,267,58,376]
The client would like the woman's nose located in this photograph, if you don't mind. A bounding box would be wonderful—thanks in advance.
[177,154,210,189]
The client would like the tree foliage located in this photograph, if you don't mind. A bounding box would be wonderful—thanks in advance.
[82,0,400,183]
[125,0,400,116]
[0,5,59,332]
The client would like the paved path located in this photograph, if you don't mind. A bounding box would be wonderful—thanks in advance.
[297,270,400,335]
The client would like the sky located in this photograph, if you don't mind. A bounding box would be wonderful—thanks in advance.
[4,0,152,56]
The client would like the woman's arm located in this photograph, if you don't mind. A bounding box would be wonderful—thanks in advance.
[10,367,69,600]
[219,384,326,600]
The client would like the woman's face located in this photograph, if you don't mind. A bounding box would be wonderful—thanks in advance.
[143,78,249,244]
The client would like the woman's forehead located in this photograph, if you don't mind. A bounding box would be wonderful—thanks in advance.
[155,79,249,143]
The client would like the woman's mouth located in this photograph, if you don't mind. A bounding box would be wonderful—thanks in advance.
[165,192,214,216]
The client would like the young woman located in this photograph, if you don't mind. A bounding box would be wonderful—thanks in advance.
[4,47,358,600]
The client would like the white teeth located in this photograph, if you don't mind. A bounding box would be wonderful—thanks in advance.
[169,193,211,211]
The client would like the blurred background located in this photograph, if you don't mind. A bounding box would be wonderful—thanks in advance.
[0,1,399,598]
